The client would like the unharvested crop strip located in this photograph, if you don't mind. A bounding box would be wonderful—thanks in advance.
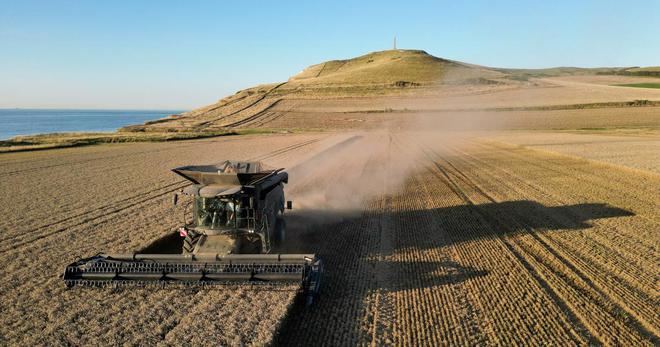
[0,179,184,243]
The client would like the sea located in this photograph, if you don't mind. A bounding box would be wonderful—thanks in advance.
[0,109,184,140]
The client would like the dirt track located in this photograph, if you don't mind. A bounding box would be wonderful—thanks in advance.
[0,131,658,345]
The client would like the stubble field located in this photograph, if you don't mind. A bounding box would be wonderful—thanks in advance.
[0,133,333,345]
[0,126,657,345]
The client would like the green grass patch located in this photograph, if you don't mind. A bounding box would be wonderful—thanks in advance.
[0,127,326,153]
[614,83,660,89]
[0,130,238,153]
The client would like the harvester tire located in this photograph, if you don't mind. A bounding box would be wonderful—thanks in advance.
[275,216,286,244]
[183,230,201,254]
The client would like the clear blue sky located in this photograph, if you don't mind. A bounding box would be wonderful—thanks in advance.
[1,0,658,110]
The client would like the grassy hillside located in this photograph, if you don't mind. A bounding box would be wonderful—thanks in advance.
[120,50,508,132]
[494,66,660,80]
[494,66,631,81]
[105,50,660,133]
[287,49,503,86]
[622,66,660,76]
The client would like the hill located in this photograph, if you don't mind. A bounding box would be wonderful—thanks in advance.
[122,49,660,133]
[287,49,503,85]
[123,50,507,132]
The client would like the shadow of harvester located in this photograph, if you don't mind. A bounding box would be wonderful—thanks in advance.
[280,200,634,254]
[273,200,633,344]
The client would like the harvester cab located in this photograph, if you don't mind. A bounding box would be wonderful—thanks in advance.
[62,161,322,305]
[172,161,288,255]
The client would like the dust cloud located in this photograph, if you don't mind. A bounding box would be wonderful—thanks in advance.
[284,67,510,225]
[287,131,414,210]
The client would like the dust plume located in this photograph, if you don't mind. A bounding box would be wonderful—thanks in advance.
[287,131,416,211]
[284,65,513,224]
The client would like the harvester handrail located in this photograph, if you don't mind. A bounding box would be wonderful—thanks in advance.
[246,168,285,186]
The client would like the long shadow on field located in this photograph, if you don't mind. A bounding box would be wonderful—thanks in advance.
[273,200,633,345]
[275,200,633,254]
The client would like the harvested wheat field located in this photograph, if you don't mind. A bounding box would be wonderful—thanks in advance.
[483,130,660,174]
[2,47,660,346]
[1,128,658,345]
[5,0,660,344]
[276,131,659,346]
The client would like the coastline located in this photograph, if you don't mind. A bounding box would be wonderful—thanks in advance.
[0,108,224,153]
[0,108,185,140]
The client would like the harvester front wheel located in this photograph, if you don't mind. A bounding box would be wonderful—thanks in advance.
[183,230,201,254]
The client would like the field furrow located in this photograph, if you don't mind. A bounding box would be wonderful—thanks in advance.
[417,147,592,344]
[453,141,659,296]
[454,141,659,277]
[449,149,659,332]
[0,134,331,346]
[426,139,657,344]
[2,130,657,345]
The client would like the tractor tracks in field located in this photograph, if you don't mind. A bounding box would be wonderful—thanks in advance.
[419,140,657,345]
[222,99,284,128]
[0,138,322,255]
[248,110,288,128]
[458,141,659,278]
[366,144,396,345]
[445,141,659,339]
[420,144,597,344]
[370,198,396,345]
[194,82,286,129]
[476,141,660,221]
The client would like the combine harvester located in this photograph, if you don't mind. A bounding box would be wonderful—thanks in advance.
[63,161,323,305]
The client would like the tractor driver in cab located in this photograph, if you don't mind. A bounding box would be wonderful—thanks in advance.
[196,198,227,229]
[225,199,235,226]
[196,196,246,229]
[220,162,236,174]
[226,199,249,228]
